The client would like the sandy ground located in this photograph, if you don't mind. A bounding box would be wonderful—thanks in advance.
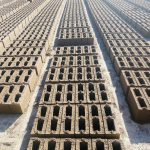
[0,0,149,150]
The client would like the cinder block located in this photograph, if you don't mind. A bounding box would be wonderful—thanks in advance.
[88,104,105,138]
[0,69,38,91]
[60,104,75,137]
[0,56,43,75]
[45,104,63,137]
[75,104,89,137]
[40,84,54,105]
[120,70,138,94]
[128,87,150,123]
[0,84,31,113]
[96,83,112,104]
[114,57,128,75]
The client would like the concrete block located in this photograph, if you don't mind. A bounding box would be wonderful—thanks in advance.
[75,104,89,137]
[60,104,75,137]
[88,104,105,137]
[128,87,150,123]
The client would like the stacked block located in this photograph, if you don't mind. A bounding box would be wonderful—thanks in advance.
[86,0,150,123]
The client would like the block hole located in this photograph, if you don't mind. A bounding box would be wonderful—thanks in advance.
[32,140,40,150]
[78,92,84,101]
[107,118,115,131]
[51,118,58,131]
[48,141,56,150]
[138,98,147,108]
[99,84,105,91]
[49,74,54,80]
[101,92,108,101]
[24,76,29,82]
[67,93,72,101]
[68,84,72,92]
[134,89,141,96]
[66,106,72,116]
[44,93,50,102]
[145,89,150,97]
[79,118,85,130]
[90,92,95,101]
[89,83,94,91]
[41,106,47,117]
[0,86,4,93]
[68,74,72,80]
[104,105,112,116]
[60,68,64,73]
[91,105,98,116]
[37,119,44,131]
[112,141,122,150]
[64,141,71,150]
[57,84,62,92]
[79,105,85,116]
[15,94,21,102]
[9,86,14,93]
[80,142,88,150]
[59,74,63,80]
[4,94,10,102]
[47,85,51,92]
[65,118,71,131]
[53,106,60,116]
[6,76,10,82]
[78,84,83,91]
[93,118,100,131]
[96,141,104,150]
[56,93,61,101]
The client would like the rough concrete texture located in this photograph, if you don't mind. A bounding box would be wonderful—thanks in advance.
[0,0,150,149]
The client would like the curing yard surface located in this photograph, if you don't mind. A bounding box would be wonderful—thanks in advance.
[0,0,150,149]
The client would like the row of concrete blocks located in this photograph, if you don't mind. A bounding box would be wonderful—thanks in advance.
[55,45,99,56]
[28,138,124,150]
[0,0,17,8]
[50,55,101,67]
[88,1,150,42]
[126,0,150,13]
[40,82,112,104]
[103,32,142,40]
[12,1,60,41]
[56,35,94,46]
[120,70,150,94]
[60,21,90,28]
[114,56,150,75]
[0,0,29,22]
[86,0,150,123]
[0,0,50,52]
[0,68,39,90]
[2,47,46,62]
[105,39,149,48]
[108,47,150,62]
[105,0,150,38]
[31,104,119,138]
[46,67,105,83]
[0,56,43,75]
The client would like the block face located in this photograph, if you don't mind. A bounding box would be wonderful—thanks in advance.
[127,87,150,123]
[0,84,30,113]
